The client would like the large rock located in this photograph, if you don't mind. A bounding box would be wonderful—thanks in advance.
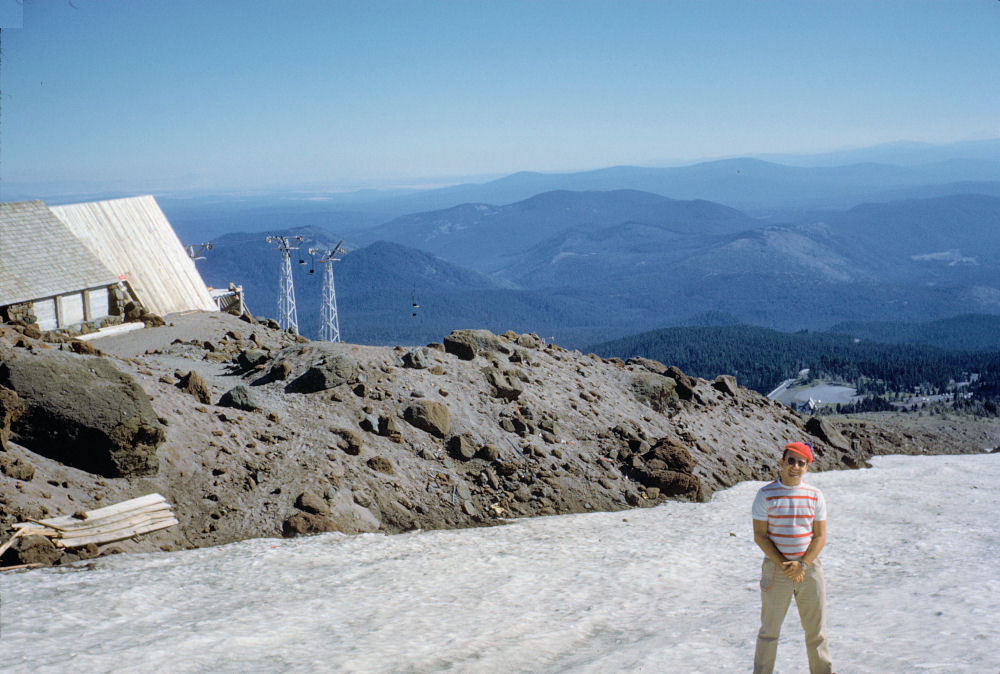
[402,348,432,369]
[665,366,697,401]
[805,417,850,451]
[0,453,35,480]
[0,349,164,476]
[331,428,364,455]
[443,329,505,360]
[631,373,679,412]
[289,354,358,393]
[403,401,450,437]
[448,433,478,460]
[629,437,704,501]
[627,357,668,375]
[4,535,62,566]
[711,374,739,397]
[238,348,271,369]
[218,385,260,412]
[295,490,330,515]
[179,370,212,404]
[485,367,524,401]
[643,437,698,473]
[282,511,337,537]
[516,333,542,349]
[0,386,25,450]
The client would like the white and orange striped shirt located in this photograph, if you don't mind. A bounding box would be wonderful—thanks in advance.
[752,480,827,559]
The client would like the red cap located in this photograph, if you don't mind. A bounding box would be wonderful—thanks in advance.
[785,442,813,464]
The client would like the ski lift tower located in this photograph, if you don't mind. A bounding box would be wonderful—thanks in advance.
[266,235,304,333]
[184,243,213,261]
[309,240,345,342]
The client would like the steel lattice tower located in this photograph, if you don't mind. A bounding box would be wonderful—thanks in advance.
[310,241,344,342]
[267,235,304,333]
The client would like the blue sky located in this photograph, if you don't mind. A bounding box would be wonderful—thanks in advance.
[1,0,998,196]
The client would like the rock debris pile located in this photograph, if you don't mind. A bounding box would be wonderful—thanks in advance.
[0,313,995,568]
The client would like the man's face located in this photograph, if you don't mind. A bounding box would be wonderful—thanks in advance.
[779,450,809,484]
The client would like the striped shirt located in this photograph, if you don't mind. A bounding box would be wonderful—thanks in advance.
[752,480,826,559]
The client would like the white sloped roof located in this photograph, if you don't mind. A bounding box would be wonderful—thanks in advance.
[51,195,217,316]
[0,200,120,306]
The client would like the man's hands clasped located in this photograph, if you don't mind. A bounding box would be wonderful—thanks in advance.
[781,559,806,583]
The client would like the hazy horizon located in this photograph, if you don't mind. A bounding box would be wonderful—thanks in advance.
[1,0,998,200]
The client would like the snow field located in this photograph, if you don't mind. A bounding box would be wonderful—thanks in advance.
[1,453,997,673]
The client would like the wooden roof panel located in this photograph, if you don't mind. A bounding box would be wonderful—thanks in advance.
[51,195,217,315]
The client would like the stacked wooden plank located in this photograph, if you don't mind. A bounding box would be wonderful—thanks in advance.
[3,493,178,553]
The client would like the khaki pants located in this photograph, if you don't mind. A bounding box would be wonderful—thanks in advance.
[753,557,833,674]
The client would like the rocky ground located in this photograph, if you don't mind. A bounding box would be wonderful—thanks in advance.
[1,312,998,568]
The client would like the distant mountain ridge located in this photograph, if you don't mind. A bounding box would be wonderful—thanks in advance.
[151,138,1000,245]
[355,189,761,275]
[196,189,1000,346]
[177,137,1000,346]
[197,232,614,345]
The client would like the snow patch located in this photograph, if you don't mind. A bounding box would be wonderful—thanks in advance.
[911,250,978,266]
[2,455,998,673]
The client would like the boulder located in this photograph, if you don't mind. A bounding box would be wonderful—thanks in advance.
[632,465,704,501]
[123,302,143,322]
[218,385,260,412]
[402,348,432,369]
[0,349,164,476]
[238,349,271,369]
[805,417,850,451]
[631,373,679,412]
[665,366,695,388]
[4,535,62,566]
[403,400,450,437]
[712,374,739,397]
[478,444,500,461]
[485,367,524,401]
[289,354,359,393]
[68,340,100,356]
[643,437,698,473]
[378,416,402,442]
[179,370,212,404]
[0,453,35,480]
[282,512,338,537]
[627,437,704,501]
[448,433,478,460]
[626,357,668,375]
[331,428,363,455]
[269,360,293,380]
[367,456,395,474]
[443,329,505,360]
[140,312,166,327]
[295,490,329,515]
[516,333,542,349]
[0,386,25,450]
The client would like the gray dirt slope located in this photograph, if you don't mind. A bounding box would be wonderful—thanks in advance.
[1,311,997,567]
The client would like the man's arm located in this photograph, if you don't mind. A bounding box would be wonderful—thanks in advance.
[799,519,826,567]
[753,518,788,565]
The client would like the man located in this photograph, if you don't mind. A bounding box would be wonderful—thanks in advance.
[751,441,833,674]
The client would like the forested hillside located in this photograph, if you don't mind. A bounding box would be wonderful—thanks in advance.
[828,314,1000,351]
[587,324,1000,396]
